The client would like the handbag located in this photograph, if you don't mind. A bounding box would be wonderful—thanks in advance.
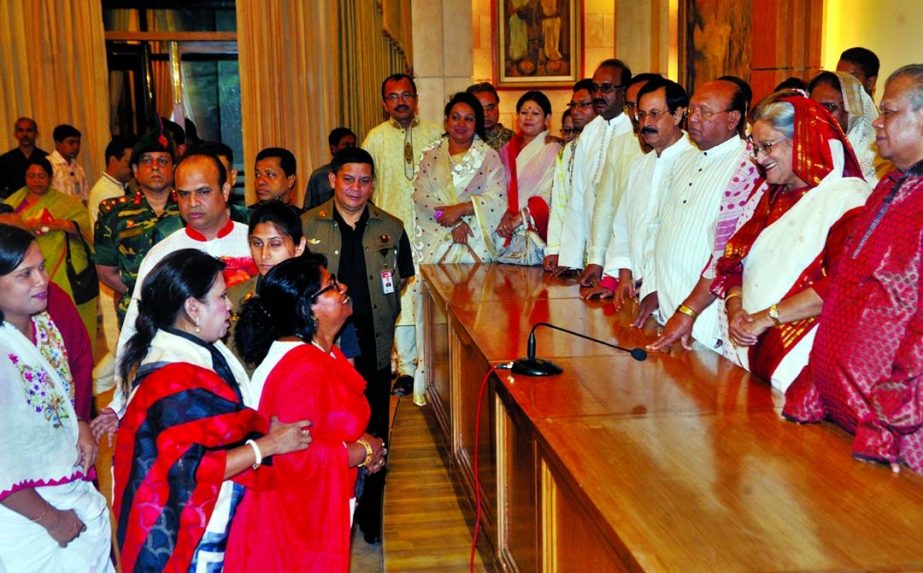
[494,226,546,266]
[65,232,99,305]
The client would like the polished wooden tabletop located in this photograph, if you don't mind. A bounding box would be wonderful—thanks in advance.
[537,412,923,571]
[421,263,923,571]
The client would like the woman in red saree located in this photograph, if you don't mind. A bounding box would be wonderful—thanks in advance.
[114,249,311,572]
[227,254,386,572]
[711,92,871,393]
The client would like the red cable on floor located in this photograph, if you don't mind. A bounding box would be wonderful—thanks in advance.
[470,365,499,573]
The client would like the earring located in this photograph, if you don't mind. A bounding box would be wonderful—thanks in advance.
[312,315,318,329]
[194,316,201,334]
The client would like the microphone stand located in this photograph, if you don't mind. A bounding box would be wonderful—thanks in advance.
[511,321,647,376]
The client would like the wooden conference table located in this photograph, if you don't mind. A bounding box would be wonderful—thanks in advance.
[419,263,923,572]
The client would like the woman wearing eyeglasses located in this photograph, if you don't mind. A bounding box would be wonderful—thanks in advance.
[227,254,385,572]
[710,92,871,394]
[561,109,578,143]
[113,249,312,572]
[808,70,885,184]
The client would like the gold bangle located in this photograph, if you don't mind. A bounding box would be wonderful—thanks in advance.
[356,438,374,467]
[676,304,698,319]
[725,291,742,302]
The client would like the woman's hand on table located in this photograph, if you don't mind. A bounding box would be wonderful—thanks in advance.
[648,312,694,352]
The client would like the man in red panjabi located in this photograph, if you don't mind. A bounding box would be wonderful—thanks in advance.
[784,64,923,474]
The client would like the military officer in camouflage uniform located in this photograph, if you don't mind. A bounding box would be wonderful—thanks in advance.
[94,129,183,326]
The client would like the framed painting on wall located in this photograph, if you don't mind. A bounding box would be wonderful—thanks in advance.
[495,0,582,88]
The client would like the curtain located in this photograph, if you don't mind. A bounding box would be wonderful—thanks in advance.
[379,0,412,66]
[339,0,410,140]
[0,0,110,185]
[237,0,341,207]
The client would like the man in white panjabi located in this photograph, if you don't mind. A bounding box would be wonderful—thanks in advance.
[581,78,695,303]
[556,59,634,275]
[639,79,759,352]
[543,78,597,274]
[362,73,441,401]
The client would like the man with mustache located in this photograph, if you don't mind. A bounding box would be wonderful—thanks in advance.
[581,78,693,301]
[254,147,300,210]
[555,59,639,281]
[361,74,441,403]
[94,129,183,326]
[301,146,414,544]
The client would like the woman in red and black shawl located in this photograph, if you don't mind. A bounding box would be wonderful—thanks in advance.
[113,249,312,572]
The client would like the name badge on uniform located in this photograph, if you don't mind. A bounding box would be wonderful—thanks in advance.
[381,270,395,294]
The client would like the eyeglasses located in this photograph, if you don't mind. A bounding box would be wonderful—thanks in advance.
[687,106,733,120]
[310,274,340,299]
[635,109,670,122]
[748,137,788,158]
[384,91,417,103]
[624,102,637,113]
[589,83,623,94]
[561,127,582,135]
[566,100,594,109]
[819,101,843,114]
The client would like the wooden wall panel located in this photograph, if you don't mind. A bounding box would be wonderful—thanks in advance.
[682,0,823,101]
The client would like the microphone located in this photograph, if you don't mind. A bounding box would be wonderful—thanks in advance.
[511,321,647,376]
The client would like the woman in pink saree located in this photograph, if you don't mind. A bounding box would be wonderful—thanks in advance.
[495,90,562,265]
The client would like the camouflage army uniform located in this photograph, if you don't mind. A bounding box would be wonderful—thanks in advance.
[484,123,514,151]
[94,191,183,325]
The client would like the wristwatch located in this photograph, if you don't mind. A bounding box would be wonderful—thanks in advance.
[768,303,782,326]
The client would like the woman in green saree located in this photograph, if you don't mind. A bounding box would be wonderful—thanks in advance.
[3,156,97,353]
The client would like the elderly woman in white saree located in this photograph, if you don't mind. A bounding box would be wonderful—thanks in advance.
[808,70,883,184]
[495,90,562,265]
[412,91,506,265]
[0,224,113,573]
